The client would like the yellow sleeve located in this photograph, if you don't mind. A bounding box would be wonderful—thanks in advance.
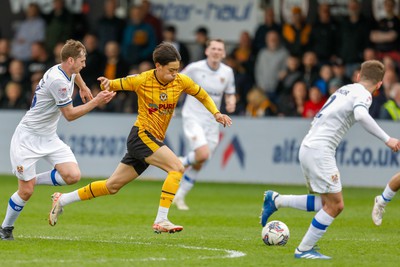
[180,74,220,115]
[101,75,143,92]
[193,87,220,115]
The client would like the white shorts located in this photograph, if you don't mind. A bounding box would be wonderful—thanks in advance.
[299,145,342,194]
[182,117,219,154]
[10,126,77,181]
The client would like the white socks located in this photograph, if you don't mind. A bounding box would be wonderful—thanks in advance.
[298,209,334,251]
[275,194,322,212]
[155,207,169,223]
[181,151,197,167]
[2,192,26,228]
[380,184,396,204]
[59,191,81,206]
[35,169,66,186]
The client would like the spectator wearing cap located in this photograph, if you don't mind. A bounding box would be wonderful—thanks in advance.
[282,6,312,57]
[192,26,209,62]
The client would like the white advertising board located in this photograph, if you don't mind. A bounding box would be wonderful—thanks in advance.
[0,111,399,187]
[150,0,259,42]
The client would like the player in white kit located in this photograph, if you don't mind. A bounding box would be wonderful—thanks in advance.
[0,40,115,240]
[173,39,236,210]
[260,60,400,259]
[372,171,400,226]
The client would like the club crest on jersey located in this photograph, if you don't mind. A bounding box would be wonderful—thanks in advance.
[58,87,67,98]
[220,77,225,84]
[160,92,167,101]
[16,165,24,174]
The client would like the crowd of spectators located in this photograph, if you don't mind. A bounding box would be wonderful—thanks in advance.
[0,0,400,121]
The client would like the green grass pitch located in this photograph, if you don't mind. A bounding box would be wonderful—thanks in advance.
[0,174,399,267]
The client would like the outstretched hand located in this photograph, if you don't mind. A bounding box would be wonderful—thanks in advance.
[386,137,400,152]
[214,113,232,127]
[94,90,116,105]
[97,76,110,91]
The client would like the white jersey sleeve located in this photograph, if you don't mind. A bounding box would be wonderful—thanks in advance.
[181,60,236,121]
[302,83,374,149]
[19,64,76,135]
[354,106,390,143]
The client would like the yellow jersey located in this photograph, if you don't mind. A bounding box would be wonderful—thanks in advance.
[105,69,220,140]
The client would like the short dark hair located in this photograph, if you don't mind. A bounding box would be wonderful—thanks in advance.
[152,42,181,65]
[164,25,176,34]
[195,26,208,35]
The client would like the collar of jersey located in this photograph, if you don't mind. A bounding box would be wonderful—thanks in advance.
[153,70,168,87]
[58,65,71,81]
[205,60,220,72]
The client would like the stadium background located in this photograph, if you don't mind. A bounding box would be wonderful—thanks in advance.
[0,0,399,186]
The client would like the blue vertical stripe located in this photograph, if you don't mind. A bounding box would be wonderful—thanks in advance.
[306,195,315,211]
[51,169,60,186]
[9,198,23,212]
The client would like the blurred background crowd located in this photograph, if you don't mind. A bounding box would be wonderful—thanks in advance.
[0,0,400,121]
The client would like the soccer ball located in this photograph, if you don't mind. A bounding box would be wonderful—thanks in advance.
[261,220,290,246]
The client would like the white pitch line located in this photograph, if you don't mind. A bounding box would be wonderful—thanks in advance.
[12,235,246,263]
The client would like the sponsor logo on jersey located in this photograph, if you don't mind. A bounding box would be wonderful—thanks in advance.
[148,103,158,114]
[148,102,176,115]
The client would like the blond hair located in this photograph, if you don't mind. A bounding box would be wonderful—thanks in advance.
[60,39,86,62]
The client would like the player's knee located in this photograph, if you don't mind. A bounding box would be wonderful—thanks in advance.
[337,202,344,214]
[171,162,185,174]
[18,186,34,200]
[106,183,120,195]
[176,163,185,174]
[63,169,81,185]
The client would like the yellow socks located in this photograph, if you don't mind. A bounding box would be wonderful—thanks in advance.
[160,171,183,208]
[78,180,110,201]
